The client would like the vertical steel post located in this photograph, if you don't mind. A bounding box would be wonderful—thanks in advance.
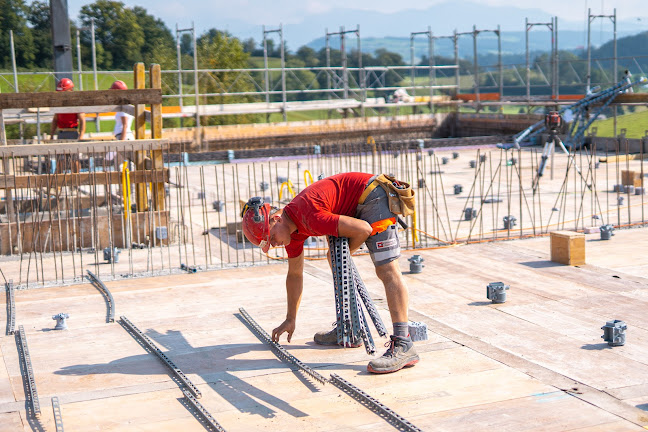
[587,8,592,92]
[91,18,100,130]
[554,17,559,99]
[263,25,269,105]
[613,8,617,137]
[50,0,73,81]
[9,30,23,142]
[429,27,435,115]
[454,30,459,98]
[10,31,18,93]
[341,26,348,101]
[76,29,83,90]
[357,25,364,116]
[410,34,415,97]
[280,24,287,122]
[473,26,480,107]
[176,24,184,125]
[192,23,200,147]
[91,18,98,89]
[325,29,331,100]
[526,18,530,102]
[498,25,503,102]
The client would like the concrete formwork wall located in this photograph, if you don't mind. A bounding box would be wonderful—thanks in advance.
[0,211,169,254]
[586,136,648,154]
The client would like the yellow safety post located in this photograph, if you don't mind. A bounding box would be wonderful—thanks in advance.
[279,180,296,201]
[121,161,132,221]
[304,170,314,187]
[411,211,419,245]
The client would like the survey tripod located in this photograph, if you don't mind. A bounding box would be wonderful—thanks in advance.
[531,111,591,193]
[499,75,647,193]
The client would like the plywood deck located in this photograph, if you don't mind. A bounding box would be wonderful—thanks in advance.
[1,228,648,431]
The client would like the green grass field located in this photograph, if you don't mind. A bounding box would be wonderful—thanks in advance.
[586,107,648,138]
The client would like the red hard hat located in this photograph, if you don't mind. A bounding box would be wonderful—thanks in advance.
[110,80,128,90]
[56,78,74,91]
[241,197,273,253]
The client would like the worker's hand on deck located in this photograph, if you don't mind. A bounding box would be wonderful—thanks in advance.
[272,318,296,343]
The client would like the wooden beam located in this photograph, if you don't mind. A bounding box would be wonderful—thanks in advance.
[0,139,167,157]
[0,169,170,189]
[0,89,162,109]
[4,105,151,120]
[134,63,149,211]
[612,93,648,104]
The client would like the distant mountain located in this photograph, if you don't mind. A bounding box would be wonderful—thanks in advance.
[213,0,645,55]
[306,30,635,64]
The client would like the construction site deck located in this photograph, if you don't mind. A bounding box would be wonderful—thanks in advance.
[1,137,648,430]
[1,223,648,431]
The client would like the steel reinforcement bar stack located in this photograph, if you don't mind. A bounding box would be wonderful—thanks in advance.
[330,236,387,355]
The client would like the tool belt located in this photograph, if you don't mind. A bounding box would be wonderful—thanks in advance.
[358,174,415,217]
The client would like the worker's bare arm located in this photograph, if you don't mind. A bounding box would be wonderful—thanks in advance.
[272,253,304,343]
[78,113,86,140]
[337,215,372,253]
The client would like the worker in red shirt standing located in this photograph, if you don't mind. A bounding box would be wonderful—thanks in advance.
[241,172,419,374]
[50,78,86,141]
[50,78,85,173]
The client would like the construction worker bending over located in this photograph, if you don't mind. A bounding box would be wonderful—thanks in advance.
[241,172,419,374]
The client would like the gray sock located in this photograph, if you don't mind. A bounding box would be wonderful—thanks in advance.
[393,322,409,338]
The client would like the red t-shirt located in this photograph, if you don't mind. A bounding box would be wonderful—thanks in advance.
[57,113,79,129]
[283,172,373,258]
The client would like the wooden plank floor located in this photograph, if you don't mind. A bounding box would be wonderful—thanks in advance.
[1,228,648,430]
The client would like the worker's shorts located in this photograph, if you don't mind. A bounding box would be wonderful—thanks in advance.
[356,182,400,267]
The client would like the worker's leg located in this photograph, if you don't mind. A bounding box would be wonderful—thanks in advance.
[359,187,420,374]
[367,250,419,374]
[374,259,409,324]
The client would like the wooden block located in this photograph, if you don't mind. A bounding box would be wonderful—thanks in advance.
[621,170,643,187]
[550,231,585,266]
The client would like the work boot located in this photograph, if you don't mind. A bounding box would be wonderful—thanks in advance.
[314,325,362,348]
[367,335,419,374]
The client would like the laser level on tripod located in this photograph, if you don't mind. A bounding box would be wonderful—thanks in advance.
[532,110,591,193]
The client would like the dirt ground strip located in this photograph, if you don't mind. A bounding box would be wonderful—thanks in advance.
[0,228,647,431]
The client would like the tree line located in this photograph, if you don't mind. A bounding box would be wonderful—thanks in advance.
[2,0,646,101]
